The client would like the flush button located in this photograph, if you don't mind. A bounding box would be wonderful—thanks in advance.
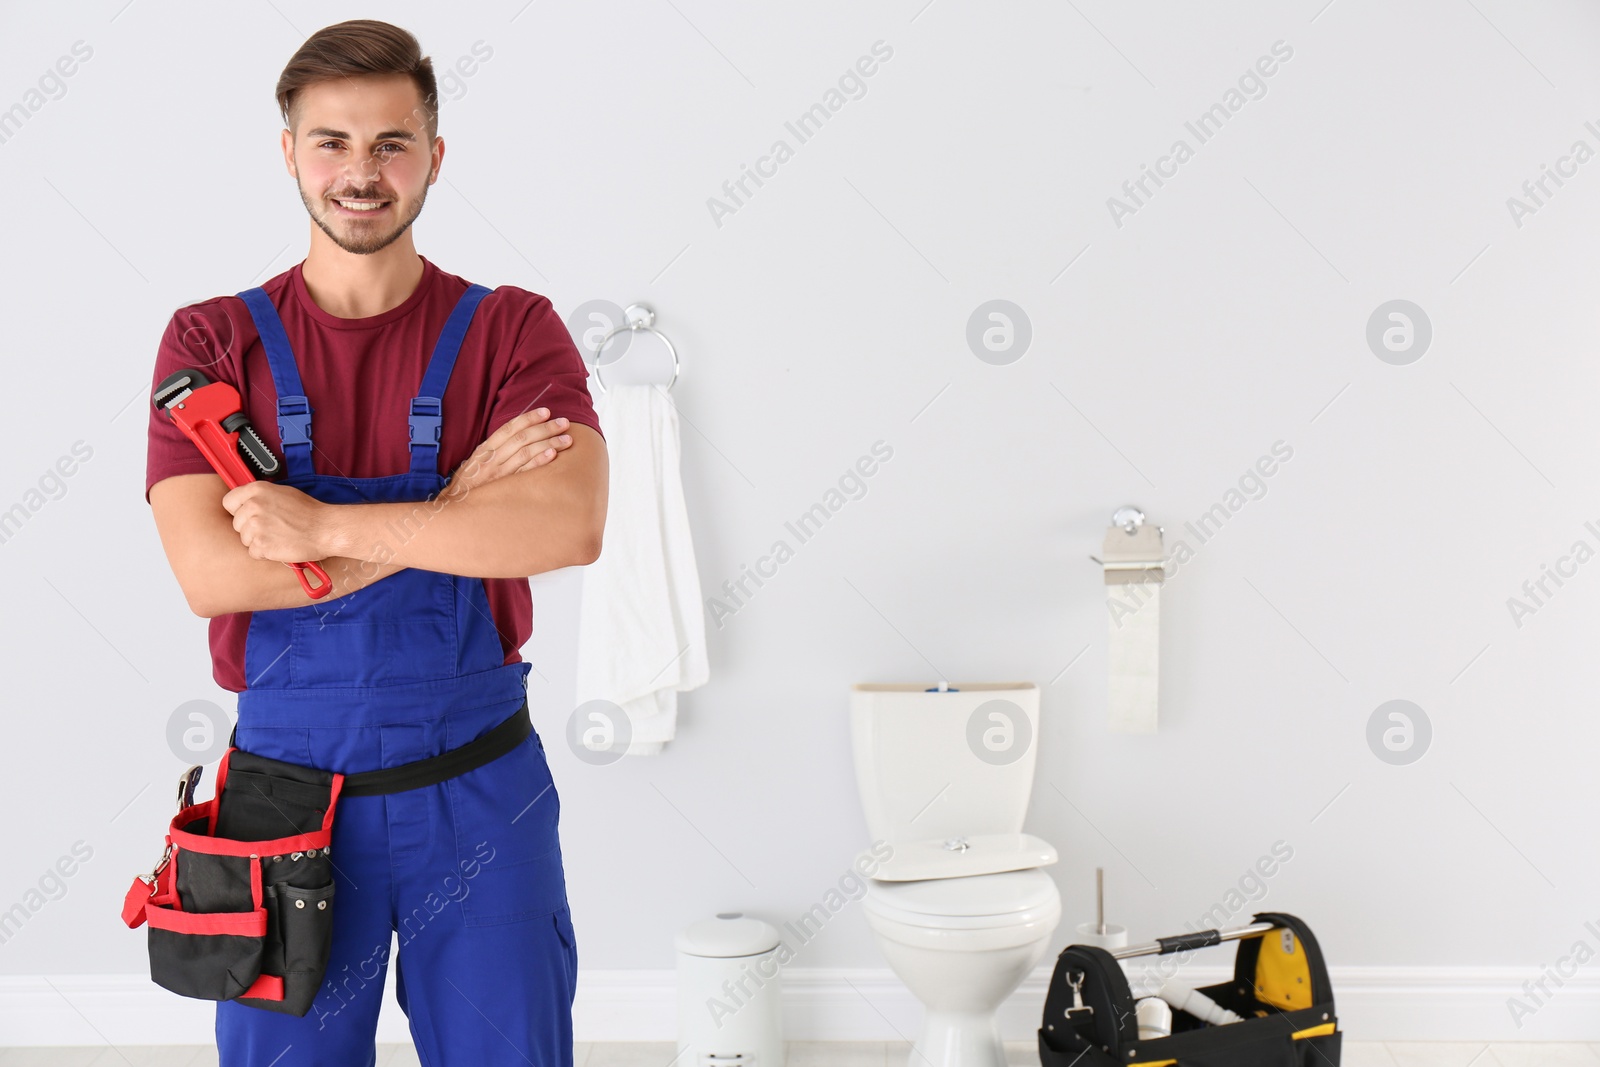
[943,837,970,852]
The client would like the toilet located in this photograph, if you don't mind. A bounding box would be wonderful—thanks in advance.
[849,682,1061,1067]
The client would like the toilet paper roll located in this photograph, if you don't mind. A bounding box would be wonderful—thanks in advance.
[1074,921,1128,949]
[1107,581,1159,733]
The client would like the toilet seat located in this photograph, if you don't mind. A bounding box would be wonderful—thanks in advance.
[867,832,1058,881]
[865,868,1060,931]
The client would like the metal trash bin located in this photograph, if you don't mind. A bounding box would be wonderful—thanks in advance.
[676,911,785,1067]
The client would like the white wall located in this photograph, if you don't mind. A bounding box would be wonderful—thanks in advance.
[4,0,1600,1043]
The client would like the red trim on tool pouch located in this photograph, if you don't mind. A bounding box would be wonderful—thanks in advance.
[145,903,267,937]
[240,973,285,1001]
[168,798,338,857]
[121,876,152,929]
[168,818,333,857]
[165,849,182,909]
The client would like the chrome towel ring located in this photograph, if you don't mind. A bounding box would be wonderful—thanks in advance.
[589,303,680,394]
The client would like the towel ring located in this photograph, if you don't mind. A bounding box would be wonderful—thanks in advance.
[590,303,680,394]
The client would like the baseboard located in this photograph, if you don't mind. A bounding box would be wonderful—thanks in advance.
[1,966,1592,1045]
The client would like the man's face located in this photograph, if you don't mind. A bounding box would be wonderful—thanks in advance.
[281,74,440,256]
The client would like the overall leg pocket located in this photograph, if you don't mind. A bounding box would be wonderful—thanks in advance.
[553,904,578,1000]
[448,734,569,927]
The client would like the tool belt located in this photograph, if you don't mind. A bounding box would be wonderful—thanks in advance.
[120,701,532,1017]
[1039,911,1339,1067]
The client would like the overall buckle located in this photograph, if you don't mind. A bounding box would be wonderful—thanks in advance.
[277,395,313,448]
[409,396,443,450]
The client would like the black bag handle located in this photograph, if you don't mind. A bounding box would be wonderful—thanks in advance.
[1111,919,1278,959]
[1155,928,1224,954]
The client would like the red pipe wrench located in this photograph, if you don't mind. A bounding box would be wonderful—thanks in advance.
[152,368,333,599]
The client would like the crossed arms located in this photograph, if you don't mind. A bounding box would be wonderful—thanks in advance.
[149,416,607,618]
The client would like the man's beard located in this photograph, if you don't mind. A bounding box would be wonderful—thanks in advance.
[298,179,426,255]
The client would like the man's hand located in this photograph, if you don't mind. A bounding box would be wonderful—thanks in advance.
[221,481,337,563]
[444,407,574,500]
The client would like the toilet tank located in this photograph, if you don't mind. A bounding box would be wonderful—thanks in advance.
[849,682,1040,847]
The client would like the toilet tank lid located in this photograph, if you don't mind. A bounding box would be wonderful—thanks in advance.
[865,832,1058,882]
[675,913,781,958]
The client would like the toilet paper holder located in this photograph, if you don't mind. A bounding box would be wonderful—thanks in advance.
[1088,506,1167,581]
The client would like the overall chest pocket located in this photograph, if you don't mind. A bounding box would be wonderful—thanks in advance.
[290,571,458,687]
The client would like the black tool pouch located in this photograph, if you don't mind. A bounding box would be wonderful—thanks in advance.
[120,701,533,1015]
[1038,912,1340,1067]
[121,748,344,1017]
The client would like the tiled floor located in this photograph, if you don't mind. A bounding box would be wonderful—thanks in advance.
[1,1041,1598,1065]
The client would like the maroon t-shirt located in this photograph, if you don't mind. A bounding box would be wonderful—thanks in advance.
[144,255,604,693]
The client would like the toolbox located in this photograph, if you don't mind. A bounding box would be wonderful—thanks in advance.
[1039,912,1339,1067]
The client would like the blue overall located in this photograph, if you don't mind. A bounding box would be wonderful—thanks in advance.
[218,283,577,1065]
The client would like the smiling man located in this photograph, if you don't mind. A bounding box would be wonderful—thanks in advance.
[144,18,607,1065]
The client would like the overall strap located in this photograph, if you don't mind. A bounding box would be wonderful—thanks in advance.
[409,283,492,475]
[236,287,315,479]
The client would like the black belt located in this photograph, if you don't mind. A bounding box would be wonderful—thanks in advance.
[227,701,532,797]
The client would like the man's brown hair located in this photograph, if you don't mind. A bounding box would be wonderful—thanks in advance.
[276,20,439,139]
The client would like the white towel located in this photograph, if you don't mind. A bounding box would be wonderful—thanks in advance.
[575,383,709,755]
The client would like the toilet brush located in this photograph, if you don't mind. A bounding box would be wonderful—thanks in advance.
[1074,867,1128,949]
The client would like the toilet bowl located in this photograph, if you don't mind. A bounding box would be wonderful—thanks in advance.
[864,866,1061,1067]
[850,683,1061,1067]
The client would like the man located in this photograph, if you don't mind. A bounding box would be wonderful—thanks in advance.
[144,18,607,1064]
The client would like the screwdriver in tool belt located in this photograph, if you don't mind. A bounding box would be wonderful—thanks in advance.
[152,367,333,599]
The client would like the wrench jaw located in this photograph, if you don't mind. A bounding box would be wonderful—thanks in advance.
[152,368,214,412]
[231,421,284,481]
[153,368,284,482]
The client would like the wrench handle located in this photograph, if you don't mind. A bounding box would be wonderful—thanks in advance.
[290,560,333,599]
